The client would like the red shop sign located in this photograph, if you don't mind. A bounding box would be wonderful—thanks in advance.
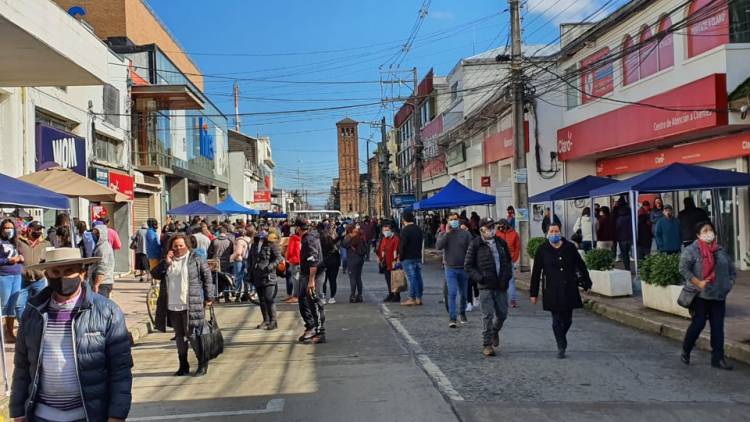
[687,0,729,58]
[108,170,134,200]
[557,74,728,161]
[484,120,529,164]
[580,47,614,105]
[254,191,271,203]
[480,176,491,187]
[596,131,750,176]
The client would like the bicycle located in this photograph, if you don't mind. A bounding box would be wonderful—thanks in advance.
[146,276,159,326]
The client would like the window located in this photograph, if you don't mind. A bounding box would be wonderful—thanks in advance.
[730,0,750,43]
[102,84,120,128]
[450,82,459,102]
[35,110,77,131]
[687,0,729,58]
[639,26,658,78]
[623,35,640,86]
[564,65,579,109]
[94,133,124,166]
[658,16,674,70]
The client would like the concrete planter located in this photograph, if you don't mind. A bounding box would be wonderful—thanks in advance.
[640,281,690,318]
[589,269,632,297]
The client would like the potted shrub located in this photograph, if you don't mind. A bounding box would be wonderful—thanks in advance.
[526,237,546,270]
[640,253,689,318]
[584,249,632,297]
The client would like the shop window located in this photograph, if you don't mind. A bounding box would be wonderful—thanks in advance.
[730,0,750,43]
[657,16,675,70]
[622,35,640,86]
[639,26,658,78]
[687,0,729,58]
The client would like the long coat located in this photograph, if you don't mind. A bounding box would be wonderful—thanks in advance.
[530,240,592,312]
[246,238,282,287]
[152,253,213,333]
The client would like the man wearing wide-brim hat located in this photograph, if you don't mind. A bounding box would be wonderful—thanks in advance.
[10,248,132,422]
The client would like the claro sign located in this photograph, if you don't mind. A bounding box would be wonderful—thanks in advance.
[35,124,86,175]
[556,74,728,161]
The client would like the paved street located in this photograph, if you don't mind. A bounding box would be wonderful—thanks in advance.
[126,258,750,421]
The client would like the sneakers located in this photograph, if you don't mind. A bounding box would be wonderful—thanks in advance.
[401,298,418,306]
[311,333,327,344]
[327,297,336,304]
[680,351,690,365]
[466,303,474,312]
[298,329,316,343]
[483,346,496,357]
[349,296,356,303]
[415,298,423,306]
[712,359,734,370]
[449,320,457,328]
[256,321,269,330]
[265,321,278,331]
[458,314,468,324]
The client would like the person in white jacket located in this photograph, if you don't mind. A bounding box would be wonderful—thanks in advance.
[231,228,254,301]
[573,207,594,251]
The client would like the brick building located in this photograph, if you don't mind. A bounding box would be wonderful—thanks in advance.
[337,117,360,216]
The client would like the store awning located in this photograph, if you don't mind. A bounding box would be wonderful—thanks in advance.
[18,167,129,203]
[167,200,223,216]
[131,85,204,110]
[259,211,288,219]
[0,0,108,86]
[216,194,259,215]
[590,163,750,197]
[413,179,496,211]
[529,175,616,202]
[0,172,70,209]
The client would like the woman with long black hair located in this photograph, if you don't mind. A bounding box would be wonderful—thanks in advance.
[0,219,22,342]
[343,226,367,303]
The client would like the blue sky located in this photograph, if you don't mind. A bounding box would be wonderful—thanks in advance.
[147,0,626,206]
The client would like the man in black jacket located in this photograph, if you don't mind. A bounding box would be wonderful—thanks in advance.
[464,218,513,357]
[399,211,424,306]
[298,219,326,344]
[11,247,132,422]
[678,197,709,247]
[247,225,283,330]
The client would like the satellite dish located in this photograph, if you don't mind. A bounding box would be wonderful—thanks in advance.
[67,6,87,18]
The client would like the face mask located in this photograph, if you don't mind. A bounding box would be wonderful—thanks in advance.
[383,231,392,238]
[93,234,100,242]
[48,276,81,296]
[30,231,42,240]
[3,229,14,239]
[448,220,460,229]
[548,234,562,244]
[700,232,715,243]
[258,230,268,239]
[481,230,494,240]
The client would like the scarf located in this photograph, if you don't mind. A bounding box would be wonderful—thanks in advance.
[167,253,190,311]
[698,240,720,283]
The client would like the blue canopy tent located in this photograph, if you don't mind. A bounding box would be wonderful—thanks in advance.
[259,211,288,219]
[167,200,223,216]
[412,179,496,211]
[0,172,70,210]
[215,194,259,216]
[589,162,750,284]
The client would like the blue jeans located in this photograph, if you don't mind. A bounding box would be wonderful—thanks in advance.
[0,274,22,317]
[232,261,246,294]
[13,278,47,321]
[402,259,423,300]
[340,247,348,272]
[445,267,468,321]
[507,263,517,302]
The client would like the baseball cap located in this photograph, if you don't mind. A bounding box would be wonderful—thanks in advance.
[480,217,496,229]
[664,204,673,210]
[28,221,44,230]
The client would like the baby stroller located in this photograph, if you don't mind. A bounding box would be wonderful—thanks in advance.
[207,259,237,304]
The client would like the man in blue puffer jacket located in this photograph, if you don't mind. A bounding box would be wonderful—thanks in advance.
[10,247,132,422]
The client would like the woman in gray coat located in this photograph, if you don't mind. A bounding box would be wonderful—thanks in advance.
[152,234,214,377]
[679,221,735,370]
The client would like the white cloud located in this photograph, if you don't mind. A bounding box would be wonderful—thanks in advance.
[430,10,455,21]
[526,0,608,24]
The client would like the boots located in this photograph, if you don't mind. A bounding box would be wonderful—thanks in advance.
[174,355,190,376]
[4,317,16,343]
[194,361,208,377]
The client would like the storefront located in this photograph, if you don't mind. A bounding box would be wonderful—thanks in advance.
[90,165,135,273]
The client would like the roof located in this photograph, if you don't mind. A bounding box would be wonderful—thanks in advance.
[337,117,357,125]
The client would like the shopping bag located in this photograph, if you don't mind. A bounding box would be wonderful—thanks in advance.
[677,285,698,309]
[390,269,408,293]
[190,305,224,363]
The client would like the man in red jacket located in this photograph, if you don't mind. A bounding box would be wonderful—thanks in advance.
[377,222,400,302]
[496,219,520,308]
[284,228,302,303]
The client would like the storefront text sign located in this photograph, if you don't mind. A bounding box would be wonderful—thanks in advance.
[109,171,134,200]
[36,124,86,176]
[580,47,613,105]
[557,74,728,161]
[483,117,529,164]
[254,191,271,202]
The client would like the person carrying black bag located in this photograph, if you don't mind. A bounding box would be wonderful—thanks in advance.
[152,234,214,377]
[530,222,592,359]
[247,225,283,330]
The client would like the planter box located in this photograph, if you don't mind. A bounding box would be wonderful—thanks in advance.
[589,269,632,297]
[640,281,690,318]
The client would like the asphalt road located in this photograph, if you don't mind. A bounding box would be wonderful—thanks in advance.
[127,255,750,422]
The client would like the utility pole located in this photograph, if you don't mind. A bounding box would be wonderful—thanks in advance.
[233,80,241,131]
[381,116,390,217]
[365,139,373,217]
[412,67,423,201]
[510,0,529,266]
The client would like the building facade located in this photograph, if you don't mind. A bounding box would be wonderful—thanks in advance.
[337,117,360,216]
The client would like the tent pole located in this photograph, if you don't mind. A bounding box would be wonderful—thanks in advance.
[629,190,640,293]
[590,197,596,248]
[0,309,7,395]
[551,200,555,235]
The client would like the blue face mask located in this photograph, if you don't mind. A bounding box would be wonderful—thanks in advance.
[258,230,268,239]
[2,229,14,239]
[548,234,561,244]
[449,220,460,229]
[383,230,393,238]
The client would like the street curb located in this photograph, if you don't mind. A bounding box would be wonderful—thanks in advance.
[128,317,154,346]
[514,277,750,366]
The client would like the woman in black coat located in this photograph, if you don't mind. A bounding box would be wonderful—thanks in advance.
[530,223,592,359]
[246,228,283,330]
[152,234,214,376]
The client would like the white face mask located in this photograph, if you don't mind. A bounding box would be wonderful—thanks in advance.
[700,231,715,243]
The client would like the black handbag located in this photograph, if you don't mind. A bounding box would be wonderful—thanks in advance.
[190,305,224,363]
[677,285,698,309]
[571,229,583,244]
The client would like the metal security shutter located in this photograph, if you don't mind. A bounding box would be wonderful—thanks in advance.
[133,194,152,228]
